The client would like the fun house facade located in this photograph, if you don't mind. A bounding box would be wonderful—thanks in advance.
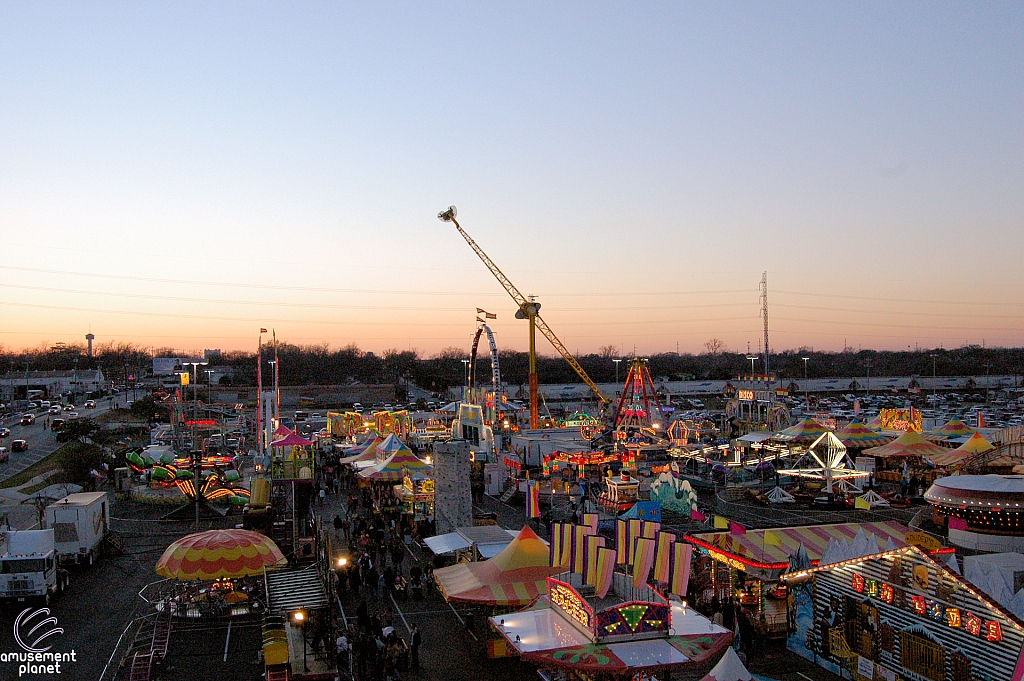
[784,547,1024,681]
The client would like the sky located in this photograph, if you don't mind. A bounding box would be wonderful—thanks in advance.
[1,3,1022,358]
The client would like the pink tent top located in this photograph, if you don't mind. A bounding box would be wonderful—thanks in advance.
[273,425,294,437]
[271,432,314,447]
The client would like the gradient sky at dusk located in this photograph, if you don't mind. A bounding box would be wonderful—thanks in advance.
[2,3,1022,357]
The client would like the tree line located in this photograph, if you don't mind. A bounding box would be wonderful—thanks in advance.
[2,341,1023,396]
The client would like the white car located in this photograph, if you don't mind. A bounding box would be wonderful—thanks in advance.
[48,406,61,414]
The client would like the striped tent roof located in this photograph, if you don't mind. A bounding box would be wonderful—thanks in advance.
[686,521,911,573]
[359,448,430,481]
[927,431,995,467]
[433,526,560,606]
[834,420,893,449]
[339,437,383,464]
[862,429,950,459]
[772,417,831,444]
[865,415,883,431]
[932,417,974,438]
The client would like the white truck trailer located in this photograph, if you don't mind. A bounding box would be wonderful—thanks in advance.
[45,491,109,565]
[0,529,68,605]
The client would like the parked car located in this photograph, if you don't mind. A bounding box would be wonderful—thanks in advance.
[11,440,28,452]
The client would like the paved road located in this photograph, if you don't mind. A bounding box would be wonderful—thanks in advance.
[0,397,116,482]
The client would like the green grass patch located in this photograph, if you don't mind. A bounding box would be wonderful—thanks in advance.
[20,470,73,495]
[0,446,67,489]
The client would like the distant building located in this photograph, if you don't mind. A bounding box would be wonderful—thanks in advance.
[0,369,106,401]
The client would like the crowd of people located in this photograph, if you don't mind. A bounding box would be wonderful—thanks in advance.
[323,451,430,681]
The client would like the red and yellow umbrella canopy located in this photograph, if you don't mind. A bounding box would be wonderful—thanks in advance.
[155,529,287,580]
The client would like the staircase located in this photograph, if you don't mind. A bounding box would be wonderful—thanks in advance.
[499,486,518,504]
[102,530,126,556]
[128,652,153,681]
[150,610,172,661]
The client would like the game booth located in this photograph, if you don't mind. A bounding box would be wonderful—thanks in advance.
[683,521,955,641]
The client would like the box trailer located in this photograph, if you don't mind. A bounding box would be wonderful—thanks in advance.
[0,529,69,604]
[45,492,109,565]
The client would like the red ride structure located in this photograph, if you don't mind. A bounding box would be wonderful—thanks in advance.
[613,358,665,431]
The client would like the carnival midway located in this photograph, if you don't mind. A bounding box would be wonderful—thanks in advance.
[10,207,1024,681]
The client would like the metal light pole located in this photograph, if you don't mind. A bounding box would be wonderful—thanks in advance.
[802,357,810,407]
[461,359,470,390]
[205,369,214,422]
[746,355,758,378]
[984,363,992,403]
[613,359,622,385]
[864,361,872,395]
[931,354,937,398]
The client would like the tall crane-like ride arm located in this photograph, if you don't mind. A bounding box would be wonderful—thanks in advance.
[438,206,608,404]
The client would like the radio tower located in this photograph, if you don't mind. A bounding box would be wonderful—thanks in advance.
[760,272,770,381]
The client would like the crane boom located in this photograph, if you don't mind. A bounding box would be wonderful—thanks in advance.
[444,211,608,404]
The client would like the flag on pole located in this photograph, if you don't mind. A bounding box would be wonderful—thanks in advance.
[616,519,629,564]
[854,496,871,510]
[714,516,729,529]
[260,328,268,333]
[763,530,782,547]
[632,537,656,588]
[654,531,676,583]
[729,521,746,535]
[948,516,968,531]
[550,523,563,566]
[642,521,660,539]
[560,524,573,568]
[584,535,605,586]
[476,308,497,320]
[527,481,540,519]
[670,542,693,597]
[573,525,588,574]
[690,508,706,521]
[628,519,643,563]
[595,547,617,598]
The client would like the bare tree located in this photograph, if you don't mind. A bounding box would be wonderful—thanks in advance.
[703,338,727,355]
[599,345,619,358]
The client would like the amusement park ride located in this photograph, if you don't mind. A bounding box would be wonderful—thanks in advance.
[438,206,608,429]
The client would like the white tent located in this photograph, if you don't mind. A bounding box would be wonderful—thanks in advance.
[766,486,795,504]
[699,647,751,681]
[856,490,890,508]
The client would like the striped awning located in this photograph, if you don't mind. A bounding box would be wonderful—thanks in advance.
[772,418,830,444]
[686,521,912,574]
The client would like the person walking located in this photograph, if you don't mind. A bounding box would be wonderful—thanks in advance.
[410,623,421,672]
